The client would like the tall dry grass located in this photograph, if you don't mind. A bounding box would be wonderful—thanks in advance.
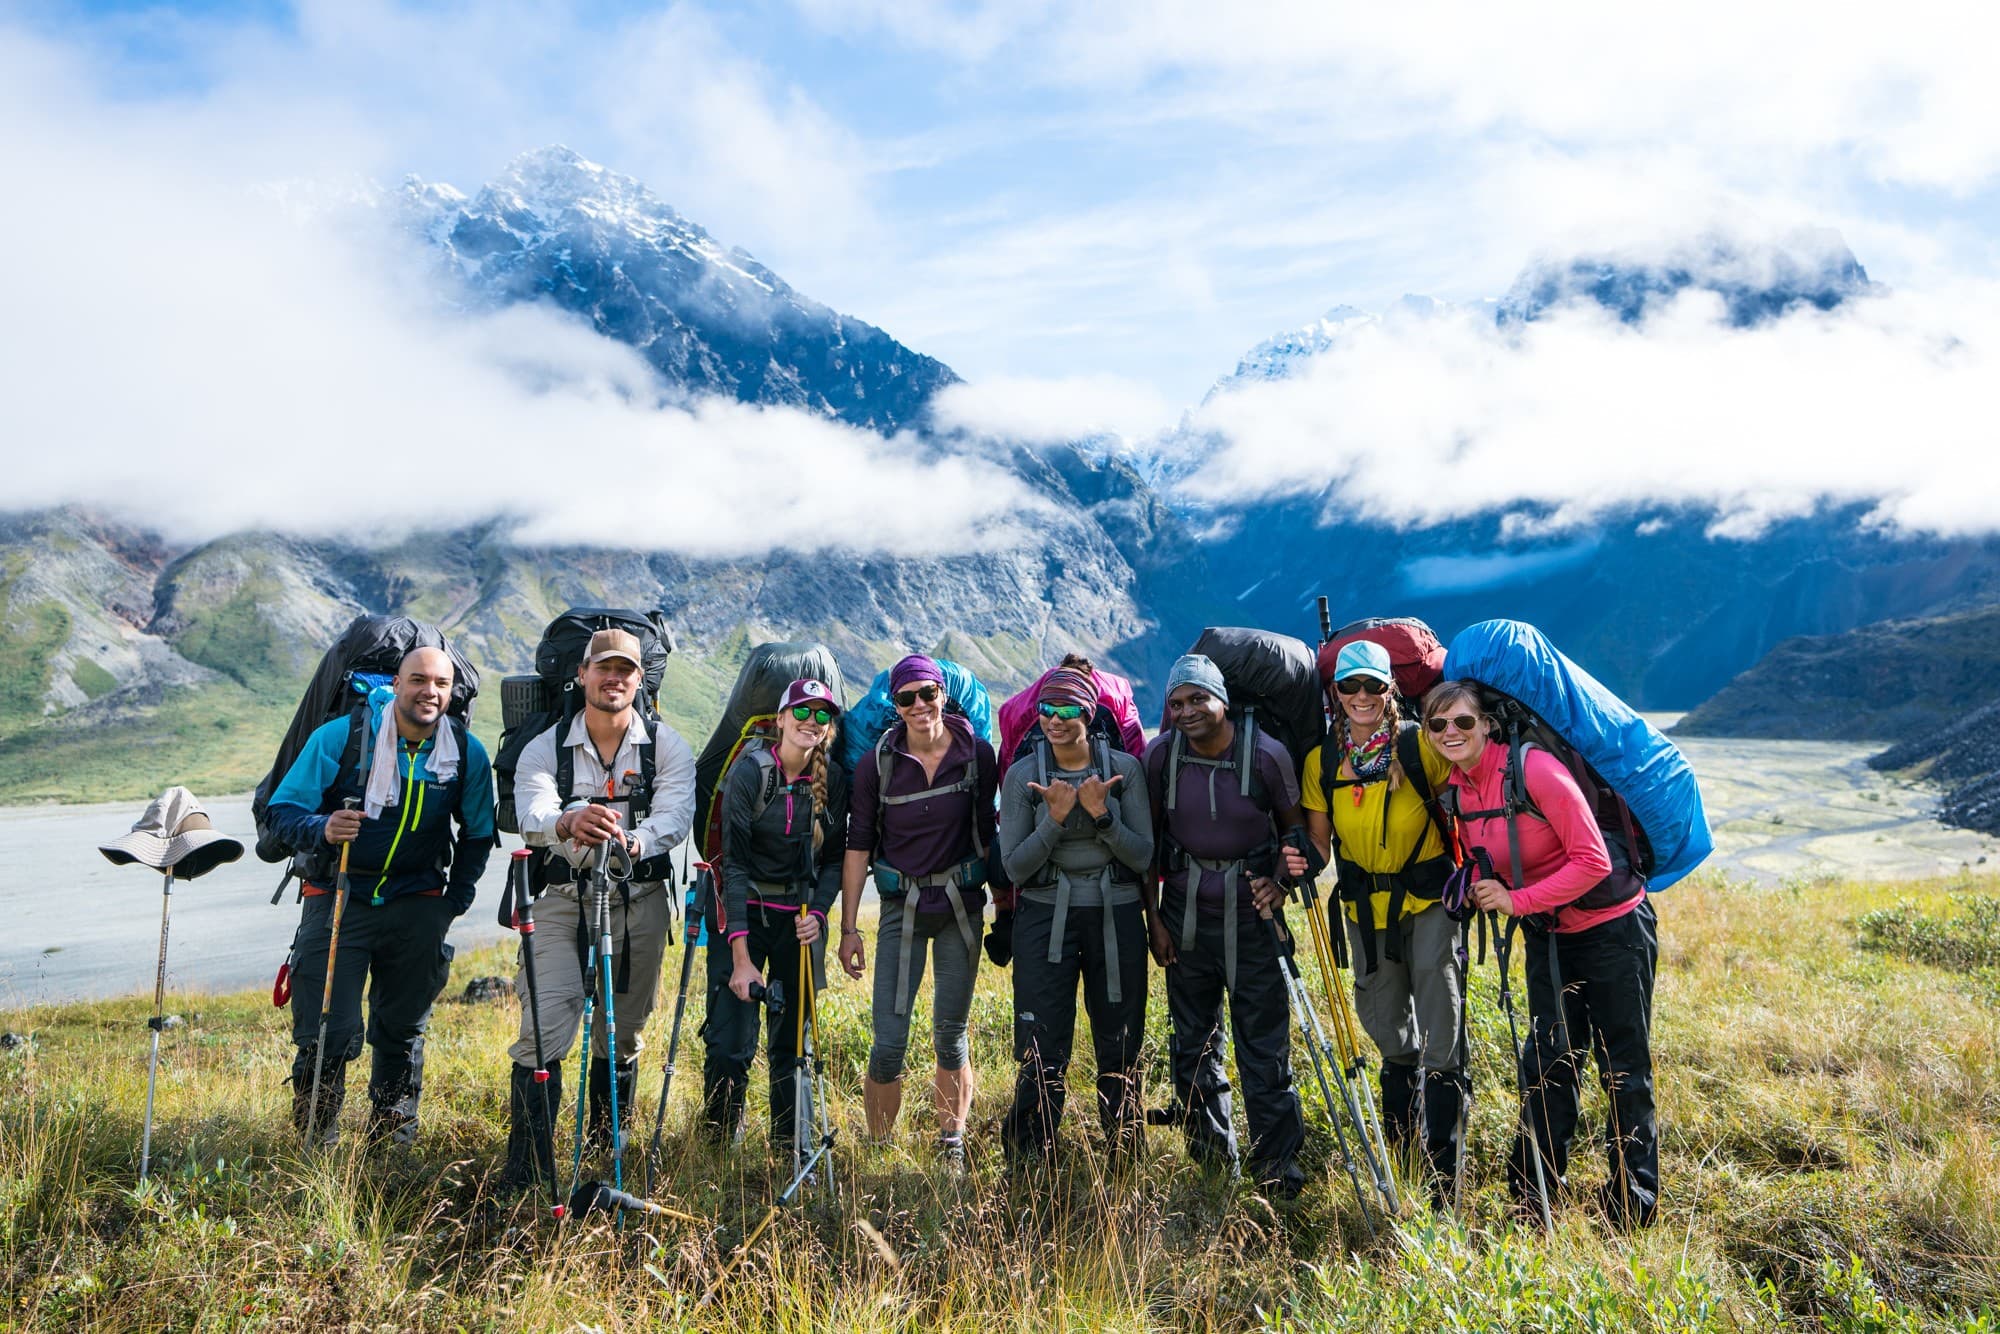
[3,873,1996,1331]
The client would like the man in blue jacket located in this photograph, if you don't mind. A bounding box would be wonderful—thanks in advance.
[268,645,496,1144]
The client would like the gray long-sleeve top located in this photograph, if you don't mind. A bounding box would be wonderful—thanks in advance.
[998,745,1153,908]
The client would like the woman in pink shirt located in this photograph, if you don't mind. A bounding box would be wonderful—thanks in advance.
[1427,679,1659,1229]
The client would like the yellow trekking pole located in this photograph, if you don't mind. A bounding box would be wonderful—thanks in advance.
[1296,872,1400,1214]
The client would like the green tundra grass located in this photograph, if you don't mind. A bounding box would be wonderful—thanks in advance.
[3,873,1997,1331]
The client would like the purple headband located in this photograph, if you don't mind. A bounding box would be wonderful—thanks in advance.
[889,654,945,693]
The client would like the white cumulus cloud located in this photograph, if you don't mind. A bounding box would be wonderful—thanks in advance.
[1175,281,2000,538]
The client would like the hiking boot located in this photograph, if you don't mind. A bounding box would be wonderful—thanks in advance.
[700,1072,747,1148]
[501,1060,564,1191]
[1380,1060,1421,1150]
[289,1043,348,1146]
[585,1055,637,1154]
[937,1135,967,1176]
[1420,1070,1470,1207]
[366,1047,425,1147]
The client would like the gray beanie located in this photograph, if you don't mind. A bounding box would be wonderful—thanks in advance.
[1165,653,1229,707]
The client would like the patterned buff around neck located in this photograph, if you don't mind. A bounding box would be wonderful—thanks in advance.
[1345,724,1394,782]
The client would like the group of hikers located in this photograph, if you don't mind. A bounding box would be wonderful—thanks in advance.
[250,606,1710,1233]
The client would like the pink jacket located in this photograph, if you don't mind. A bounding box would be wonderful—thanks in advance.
[996,666,1146,768]
[1449,740,1639,934]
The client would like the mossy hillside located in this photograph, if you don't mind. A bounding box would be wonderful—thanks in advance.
[4,873,1997,1330]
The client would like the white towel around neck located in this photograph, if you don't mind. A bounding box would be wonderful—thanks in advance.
[363,689,461,819]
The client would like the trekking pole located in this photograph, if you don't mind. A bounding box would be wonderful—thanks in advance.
[645,864,710,1198]
[1475,848,1554,1232]
[502,849,564,1219]
[1257,904,1379,1237]
[138,867,175,1183]
[1303,883,1400,1207]
[304,797,361,1149]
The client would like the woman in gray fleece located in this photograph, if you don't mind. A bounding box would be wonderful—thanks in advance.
[996,661,1154,1166]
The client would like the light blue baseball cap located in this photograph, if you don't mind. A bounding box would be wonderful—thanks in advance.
[1332,639,1394,686]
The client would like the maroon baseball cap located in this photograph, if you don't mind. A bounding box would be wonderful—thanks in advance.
[777,678,840,715]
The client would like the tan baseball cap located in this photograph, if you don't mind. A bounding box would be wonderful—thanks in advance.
[585,628,644,668]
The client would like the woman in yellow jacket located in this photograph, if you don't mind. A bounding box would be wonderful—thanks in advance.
[1301,640,1464,1194]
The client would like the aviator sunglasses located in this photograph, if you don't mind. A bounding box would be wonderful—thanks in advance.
[1335,677,1390,697]
[789,704,835,725]
[1037,702,1087,720]
[893,684,942,708]
[1426,713,1482,734]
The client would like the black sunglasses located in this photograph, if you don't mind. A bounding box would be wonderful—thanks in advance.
[893,684,941,708]
[789,704,834,725]
[1335,677,1389,697]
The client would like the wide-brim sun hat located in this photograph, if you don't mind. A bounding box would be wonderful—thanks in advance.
[99,786,245,881]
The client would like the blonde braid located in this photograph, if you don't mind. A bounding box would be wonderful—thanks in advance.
[808,723,837,853]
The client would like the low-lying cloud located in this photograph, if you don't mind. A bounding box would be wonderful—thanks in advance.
[929,373,1176,446]
[0,24,1031,559]
[1173,282,2000,538]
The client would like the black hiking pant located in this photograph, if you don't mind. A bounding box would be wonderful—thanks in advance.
[1001,898,1150,1161]
[1510,898,1659,1227]
[701,905,811,1147]
[1162,895,1307,1194]
[287,890,455,1104]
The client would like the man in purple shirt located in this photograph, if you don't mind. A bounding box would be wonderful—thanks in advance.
[838,655,1009,1169]
[1145,652,1311,1198]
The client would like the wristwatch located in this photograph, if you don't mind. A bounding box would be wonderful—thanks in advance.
[1092,811,1115,832]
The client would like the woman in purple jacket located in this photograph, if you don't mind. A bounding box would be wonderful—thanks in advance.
[837,655,1007,1170]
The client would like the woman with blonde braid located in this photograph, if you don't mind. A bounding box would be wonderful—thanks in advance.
[701,679,850,1154]
[1299,640,1465,1196]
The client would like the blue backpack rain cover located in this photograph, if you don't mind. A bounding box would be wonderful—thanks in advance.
[1442,620,1713,890]
[836,659,997,774]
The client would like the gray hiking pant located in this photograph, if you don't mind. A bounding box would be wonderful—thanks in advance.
[867,894,980,1084]
[1345,901,1466,1075]
[508,882,670,1067]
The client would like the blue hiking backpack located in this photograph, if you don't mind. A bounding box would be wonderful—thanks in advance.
[1441,619,1712,894]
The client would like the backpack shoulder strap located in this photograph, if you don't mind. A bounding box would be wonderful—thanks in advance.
[1093,735,1112,784]
[1164,728,1184,814]
[1396,720,1456,857]
[335,701,370,797]
[747,743,782,821]
[1318,734,1338,809]
[875,730,894,799]
[630,727,656,820]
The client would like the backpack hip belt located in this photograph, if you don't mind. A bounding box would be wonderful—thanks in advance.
[1172,854,1246,992]
[1024,864,1130,1005]
[542,850,673,888]
[747,877,815,926]
[885,865,981,1018]
[1334,847,1452,974]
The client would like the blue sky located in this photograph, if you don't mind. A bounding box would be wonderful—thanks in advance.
[19,0,2000,410]
[5,1,1998,548]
